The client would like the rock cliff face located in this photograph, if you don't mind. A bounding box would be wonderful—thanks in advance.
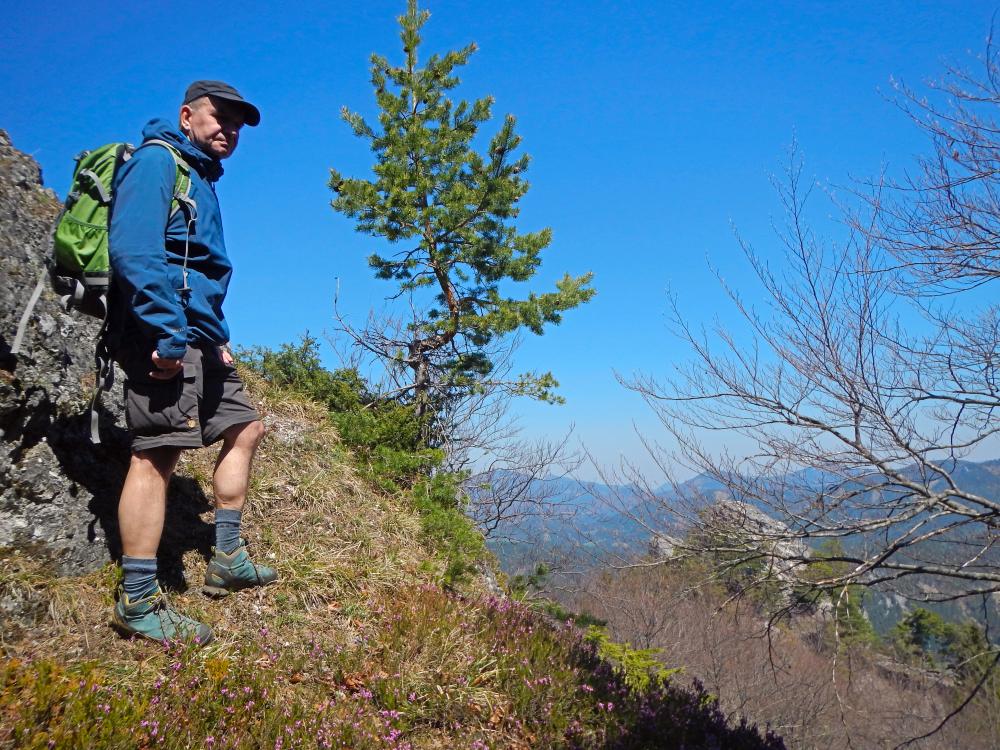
[699,496,814,609]
[0,130,129,578]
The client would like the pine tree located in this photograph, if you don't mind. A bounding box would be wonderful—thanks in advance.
[329,1,595,442]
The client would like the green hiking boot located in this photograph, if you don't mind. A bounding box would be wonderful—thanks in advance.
[202,539,278,598]
[111,588,213,645]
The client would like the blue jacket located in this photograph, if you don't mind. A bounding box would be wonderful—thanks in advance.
[109,118,232,359]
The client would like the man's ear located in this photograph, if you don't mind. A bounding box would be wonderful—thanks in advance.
[178,104,193,133]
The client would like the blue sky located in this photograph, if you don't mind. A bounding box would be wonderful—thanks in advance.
[3,1,996,478]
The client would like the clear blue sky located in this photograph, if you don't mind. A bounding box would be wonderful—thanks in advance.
[3,1,995,478]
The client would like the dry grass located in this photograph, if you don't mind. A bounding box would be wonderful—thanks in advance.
[0,373,791,750]
[3,369,457,662]
[0,373,547,749]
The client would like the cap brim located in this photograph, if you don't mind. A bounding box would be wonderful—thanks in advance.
[210,92,261,127]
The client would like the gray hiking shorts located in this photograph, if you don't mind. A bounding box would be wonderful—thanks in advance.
[121,343,260,453]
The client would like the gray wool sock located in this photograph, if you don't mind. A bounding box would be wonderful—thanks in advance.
[215,508,243,554]
[121,556,158,602]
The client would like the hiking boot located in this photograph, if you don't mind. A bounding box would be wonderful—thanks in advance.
[202,539,278,598]
[111,588,213,645]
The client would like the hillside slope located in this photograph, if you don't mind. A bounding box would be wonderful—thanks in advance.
[0,130,784,749]
[2,373,787,749]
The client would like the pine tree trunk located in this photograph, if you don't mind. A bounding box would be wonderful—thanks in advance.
[412,352,432,445]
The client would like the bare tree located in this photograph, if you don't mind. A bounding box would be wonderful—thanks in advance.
[582,42,1000,748]
[622,29,1000,583]
[463,38,1000,750]
[862,33,1000,294]
[624,141,1000,606]
[463,428,582,540]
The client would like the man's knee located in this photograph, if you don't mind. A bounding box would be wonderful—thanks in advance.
[223,419,265,449]
[130,446,183,478]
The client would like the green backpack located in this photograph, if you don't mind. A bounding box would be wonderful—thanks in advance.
[11,138,198,442]
[55,139,195,317]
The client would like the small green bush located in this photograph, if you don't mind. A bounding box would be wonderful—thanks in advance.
[238,335,439,491]
[411,472,486,585]
[238,334,364,412]
[584,625,683,692]
[797,539,880,649]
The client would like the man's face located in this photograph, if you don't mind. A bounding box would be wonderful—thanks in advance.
[179,96,245,160]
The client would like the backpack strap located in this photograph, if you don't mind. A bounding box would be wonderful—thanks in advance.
[136,138,197,225]
[10,266,49,355]
[136,138,198,301]
[76,169,112,205]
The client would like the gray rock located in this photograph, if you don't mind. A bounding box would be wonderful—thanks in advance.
[0,129,130,584]
[649,532,682,559]
[700,498,812,607]
[703,498,810,562]
[475,560,505,598]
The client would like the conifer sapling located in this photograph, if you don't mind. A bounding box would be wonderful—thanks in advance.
[329,0,595,441]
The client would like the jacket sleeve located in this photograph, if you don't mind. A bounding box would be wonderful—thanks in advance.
[109,147,189,358]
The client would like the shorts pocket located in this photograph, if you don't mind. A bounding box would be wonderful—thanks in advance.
[124,364,199,436]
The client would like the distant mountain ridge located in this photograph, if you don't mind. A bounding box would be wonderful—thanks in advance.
[487,457,1000,635]
[490,457,1000,554]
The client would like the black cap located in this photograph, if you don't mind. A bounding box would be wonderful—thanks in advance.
[183,80,260,127]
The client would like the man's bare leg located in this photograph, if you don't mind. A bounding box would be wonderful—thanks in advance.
[113,444,212,645]
[213,420,266,511]
[119,446,182,558]
[204,419,275,596]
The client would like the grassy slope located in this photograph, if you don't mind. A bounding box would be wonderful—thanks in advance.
[0,372,784,750]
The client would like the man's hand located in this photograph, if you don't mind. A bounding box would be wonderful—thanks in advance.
[217,345,234,365]
[149,351,183,380]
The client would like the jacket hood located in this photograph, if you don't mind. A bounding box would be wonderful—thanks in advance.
[141,118,224,182]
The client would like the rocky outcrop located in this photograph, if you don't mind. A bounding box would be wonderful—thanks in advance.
[0,130,129,579]
[703,499,810,565]
[697,498,813,609]
[649,532,682,558]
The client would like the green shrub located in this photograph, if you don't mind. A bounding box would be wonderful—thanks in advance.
[798,539,880,649]
[238,335,439,490]
[411,472,486,585]
[584,625,682,692]
[238,334,364,412]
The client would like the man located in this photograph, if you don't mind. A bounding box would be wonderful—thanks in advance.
[108,81,275,645]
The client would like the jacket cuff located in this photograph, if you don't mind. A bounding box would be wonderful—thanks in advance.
[156,332,188,359]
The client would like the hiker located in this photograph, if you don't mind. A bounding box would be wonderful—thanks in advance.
[109,81,276,645]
